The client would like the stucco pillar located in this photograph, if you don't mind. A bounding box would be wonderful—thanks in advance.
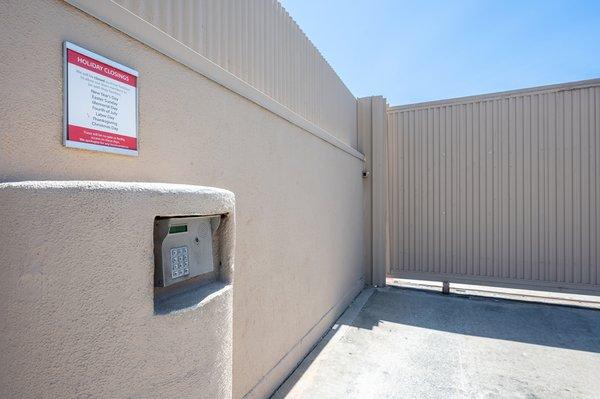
[0,181,235,399]
[358,96,389,287]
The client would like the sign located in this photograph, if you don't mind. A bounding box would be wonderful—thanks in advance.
[63,41,139,156]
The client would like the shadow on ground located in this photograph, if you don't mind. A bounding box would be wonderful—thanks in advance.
[273,287,600,399]
[355,287,600,353]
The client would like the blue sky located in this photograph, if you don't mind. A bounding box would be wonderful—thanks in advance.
[280,0,600,106]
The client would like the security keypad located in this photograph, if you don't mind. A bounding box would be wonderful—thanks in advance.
[154,216,218,287]
[170,246,190,279]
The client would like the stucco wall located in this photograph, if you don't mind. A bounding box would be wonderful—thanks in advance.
[0,1,365,397]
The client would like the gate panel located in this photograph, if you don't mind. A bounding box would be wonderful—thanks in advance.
[386,80,600,294]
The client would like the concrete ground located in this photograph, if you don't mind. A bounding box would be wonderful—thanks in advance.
[273,287,600,399]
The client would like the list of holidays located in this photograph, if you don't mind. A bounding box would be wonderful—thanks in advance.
[66,45,138,152]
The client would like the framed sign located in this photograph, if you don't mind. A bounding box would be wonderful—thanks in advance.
[63,41,139,156]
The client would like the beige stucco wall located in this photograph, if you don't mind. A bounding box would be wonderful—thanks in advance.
[0,1,365,397]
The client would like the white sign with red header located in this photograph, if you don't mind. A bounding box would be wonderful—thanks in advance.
[64,41,139,156]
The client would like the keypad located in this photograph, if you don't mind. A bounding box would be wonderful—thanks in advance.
[170,246,190,279]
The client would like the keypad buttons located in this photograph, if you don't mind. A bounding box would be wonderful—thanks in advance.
[169,246,190,279]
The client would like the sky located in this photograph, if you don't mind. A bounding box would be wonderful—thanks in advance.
[280,0,600,106]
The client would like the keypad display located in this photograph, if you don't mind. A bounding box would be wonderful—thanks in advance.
[170,246,190,279]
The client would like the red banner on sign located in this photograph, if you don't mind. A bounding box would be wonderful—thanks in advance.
[67,49,137,87]
[68,124,137,150]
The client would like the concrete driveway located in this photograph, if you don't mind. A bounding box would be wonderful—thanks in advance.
[273,287,600,399]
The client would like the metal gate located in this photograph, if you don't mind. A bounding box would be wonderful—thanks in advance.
[386,79,600,294]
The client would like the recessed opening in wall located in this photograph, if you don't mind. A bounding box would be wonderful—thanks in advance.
[153,214,226,314]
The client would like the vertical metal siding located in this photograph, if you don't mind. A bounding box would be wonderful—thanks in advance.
[113,0,357,147]
[387,81,600,294]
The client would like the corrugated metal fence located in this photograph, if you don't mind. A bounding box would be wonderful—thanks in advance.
[386,80,600,294]
[113,0,357,147]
